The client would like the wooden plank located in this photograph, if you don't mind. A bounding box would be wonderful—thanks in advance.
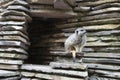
[1,10,32,22]
[35,73,86,80]
[7,5,30,14]
[88,69,120,79]
[0,70,19,77]
[55,18,120,28]
[0,15,26,21]
[0,41,28,49]
[0,21,26,26]
[77,0,120,6]
[85,63,120,71]
[83,53,120,59]
[88,7,120,15]
[21,64,88,78]
[81,13,120,21]
[27,0,54,5]
[31,9,77,19]
[0,64,19,70]
[50,62,87,70]
[0,47,27,54]
[0,31,29,40]
[0,58,23,65]
[0,53,27,59]
[21,71,35,77]
[0,35,29,45]
[83,58,120,64]
[86,42,120,47]
[92,3,120,10]
[0,76,20,80]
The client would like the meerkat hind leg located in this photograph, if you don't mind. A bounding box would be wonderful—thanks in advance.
[71,50,76,62]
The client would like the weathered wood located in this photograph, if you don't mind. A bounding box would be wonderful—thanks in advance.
[83,58,120,64]
[89,76,118,80]
[0,52,27,59]
[0,15,26,22]
[0,70,19,77]
[50,62,87,70]
[74,6,91,12]
[0,47,27,54]
[86,63,120,71]
[0,58,23,65]
[31,9,77,19]
[88,7,120,15]
[36,73,86,80]
[21,77,40,80]
[92,3,120,10]
[7,5,30,14]
[77,0,120,6]
[0,41,28,49]
[21,64,88,78]
[0,35,29,45]
[0,31,29,41]
[55,18,120,28]
[81,13,120,21]
[88,69,120,79]
[1,10,32,22]
[0,21,26,26]
[83,53,120,59]
[0,64,19,70]
[0,76,20,80]
[27,0,54,5]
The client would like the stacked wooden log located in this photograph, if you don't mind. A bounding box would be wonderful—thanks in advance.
[83,53,120,80]
[21,62,88,80]
[0,0,31,79]
[21,0,120,80]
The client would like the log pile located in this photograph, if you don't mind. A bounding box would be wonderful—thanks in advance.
[26,0,120,80]
[21,62,88,80]
[0,0,31,79]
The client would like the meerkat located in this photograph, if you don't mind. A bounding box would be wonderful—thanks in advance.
[64,28,87,62]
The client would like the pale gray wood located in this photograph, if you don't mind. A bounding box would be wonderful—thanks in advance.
[1,10,32,22]
[0,76,20,80]
[0,41,27,50]
[93,3,120,10]
[83,58,120,64]
[85,63,120,71]
[36,73,86,80]
[0,53,27,59]
[81,13,120,21]
[0,64,19,70]
[21,64,88,78]
[88,69,120,79]
[28,0,54,5]
[0,31,29,40]
[0,47,27,54]
[7,5,30,13]
[0,58,23,65]
[77,0,120,6]
[0,35,29,45]
[0,70,19,77]
[50,62,87,70]
[88,7,120,15]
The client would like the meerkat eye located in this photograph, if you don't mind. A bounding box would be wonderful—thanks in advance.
[81,30,84,31]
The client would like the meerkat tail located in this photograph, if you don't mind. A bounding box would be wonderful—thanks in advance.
[71,50,76,62]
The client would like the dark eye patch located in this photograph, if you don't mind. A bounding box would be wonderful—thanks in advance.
[81,30,84,31]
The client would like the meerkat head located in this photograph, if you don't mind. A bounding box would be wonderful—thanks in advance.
[75,28,86,36]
